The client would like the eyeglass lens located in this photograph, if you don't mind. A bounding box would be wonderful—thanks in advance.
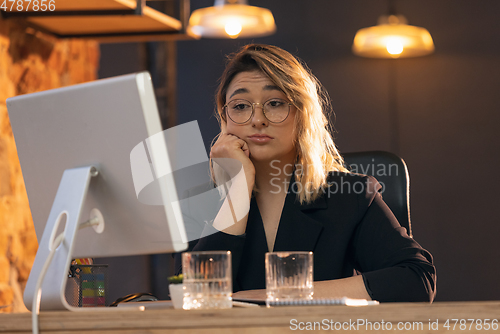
[225,99,290,124]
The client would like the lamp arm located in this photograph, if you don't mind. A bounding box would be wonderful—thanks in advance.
[388,0,397,15]
[135,0,145,15]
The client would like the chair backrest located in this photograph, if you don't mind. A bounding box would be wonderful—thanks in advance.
[342,151,412,238]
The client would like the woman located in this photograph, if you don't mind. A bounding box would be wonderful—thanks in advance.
[178,44,436,303]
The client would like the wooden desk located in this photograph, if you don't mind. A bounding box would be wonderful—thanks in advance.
[1,301,500,333]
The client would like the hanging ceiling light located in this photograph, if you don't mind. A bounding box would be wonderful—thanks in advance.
[187,0,276,39]
[352,2,435,59]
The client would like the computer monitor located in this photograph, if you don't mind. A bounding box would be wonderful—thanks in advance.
[6,72,188,311]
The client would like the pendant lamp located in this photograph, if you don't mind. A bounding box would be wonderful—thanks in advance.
[352,3,434,59]
[187,0,276,39]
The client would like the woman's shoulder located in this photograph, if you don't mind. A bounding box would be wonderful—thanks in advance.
[323,171,382,197]
[326,171,379,183]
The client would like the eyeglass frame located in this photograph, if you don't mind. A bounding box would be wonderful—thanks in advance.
[222,98,293,124]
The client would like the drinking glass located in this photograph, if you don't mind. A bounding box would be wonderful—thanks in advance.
[182,251,232,309]
[265,251,313,304]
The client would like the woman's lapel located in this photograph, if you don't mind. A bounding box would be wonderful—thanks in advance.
[272,185,327,252]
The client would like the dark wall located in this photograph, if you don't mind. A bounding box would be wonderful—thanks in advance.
[99,0,500,302]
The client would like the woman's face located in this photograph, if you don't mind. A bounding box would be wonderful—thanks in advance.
[224,70,297,164]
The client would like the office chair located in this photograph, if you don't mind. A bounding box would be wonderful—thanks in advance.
[342,151,412,238]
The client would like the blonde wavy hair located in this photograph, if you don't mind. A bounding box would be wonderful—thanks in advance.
[212,44,348,204]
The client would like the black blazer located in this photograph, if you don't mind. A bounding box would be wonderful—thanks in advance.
[177,173,436,303]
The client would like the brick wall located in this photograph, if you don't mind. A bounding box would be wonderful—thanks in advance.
[0,17,99,313]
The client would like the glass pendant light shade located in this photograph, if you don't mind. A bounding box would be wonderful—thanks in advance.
[352,15,435,58]
[187,0,276,39]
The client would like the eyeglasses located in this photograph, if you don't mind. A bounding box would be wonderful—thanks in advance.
[223,98,292,124]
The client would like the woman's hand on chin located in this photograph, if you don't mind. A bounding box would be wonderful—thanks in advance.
[211,133,255,178]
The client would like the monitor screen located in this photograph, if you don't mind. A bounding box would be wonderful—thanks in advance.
[7,72,188,259]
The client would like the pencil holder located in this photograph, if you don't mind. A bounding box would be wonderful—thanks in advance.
[65,264,108,307]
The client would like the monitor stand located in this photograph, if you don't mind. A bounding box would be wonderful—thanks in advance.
[23,166,108,312]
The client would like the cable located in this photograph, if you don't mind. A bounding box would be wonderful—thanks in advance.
[31,217,99,334]
[78,217,100,230]
[32,232,65,334]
